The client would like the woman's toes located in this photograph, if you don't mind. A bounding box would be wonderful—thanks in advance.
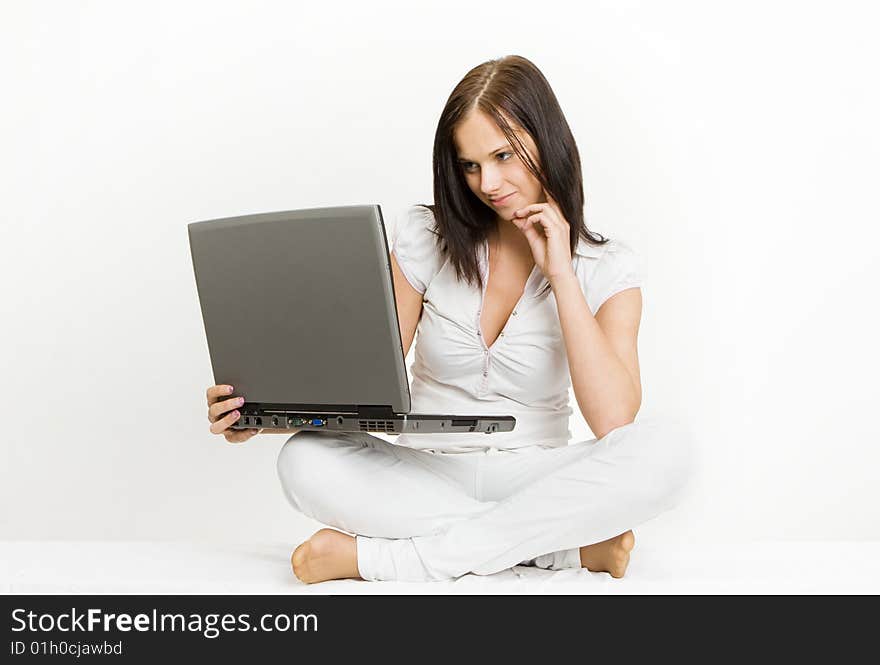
[608,550,631,579]
[290,541,311,581]
[289,529,360,584]
[608,532,635,578]
[579,530,636,578]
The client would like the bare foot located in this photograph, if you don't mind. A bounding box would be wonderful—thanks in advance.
[579,530,635,578]
[290,528,363,584]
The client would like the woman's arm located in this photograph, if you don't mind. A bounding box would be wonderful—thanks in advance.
[391,252,425,357]
[550,274,643,440]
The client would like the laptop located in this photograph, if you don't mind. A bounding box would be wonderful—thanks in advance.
[187,204,516,435]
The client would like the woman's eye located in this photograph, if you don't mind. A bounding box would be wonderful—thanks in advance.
[462,153,512,173]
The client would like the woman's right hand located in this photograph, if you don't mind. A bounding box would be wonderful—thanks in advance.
[206,384,261,444]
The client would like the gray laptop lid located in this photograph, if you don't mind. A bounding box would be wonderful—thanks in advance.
[188,205,410,413]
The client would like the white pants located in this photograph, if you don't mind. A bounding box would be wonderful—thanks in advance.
[276,419,694,582]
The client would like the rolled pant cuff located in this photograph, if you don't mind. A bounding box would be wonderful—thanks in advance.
[357,535,442,582]
[533,547,582,570]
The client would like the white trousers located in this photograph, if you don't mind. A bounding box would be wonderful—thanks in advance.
[276,419,694,582]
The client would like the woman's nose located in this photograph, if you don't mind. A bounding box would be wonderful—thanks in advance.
[480,167,502,194]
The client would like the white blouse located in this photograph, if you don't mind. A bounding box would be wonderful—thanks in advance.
[390,205,643,453]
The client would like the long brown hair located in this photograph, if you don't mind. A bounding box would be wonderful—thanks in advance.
[422,54,607,291]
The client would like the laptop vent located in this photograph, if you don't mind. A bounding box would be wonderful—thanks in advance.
[359,420,396,433]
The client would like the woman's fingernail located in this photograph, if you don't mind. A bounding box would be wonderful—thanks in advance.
[227,386,234,393]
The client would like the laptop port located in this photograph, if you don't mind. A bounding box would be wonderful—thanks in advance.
[271,416,279,427]
[288,417,305,427]
[310,418,325,427]
[255,417,263,426]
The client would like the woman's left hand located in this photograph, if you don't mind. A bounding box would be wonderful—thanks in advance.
[511,190,575,284]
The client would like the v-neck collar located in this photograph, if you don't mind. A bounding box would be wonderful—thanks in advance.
[477,239,536,351]
[479,238,541,300]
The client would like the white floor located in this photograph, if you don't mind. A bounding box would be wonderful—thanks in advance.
[3,540,879,594]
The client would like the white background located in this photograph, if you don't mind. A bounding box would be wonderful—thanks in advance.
[2,0,878,548]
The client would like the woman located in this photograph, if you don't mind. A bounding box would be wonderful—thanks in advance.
[205,55,693,583]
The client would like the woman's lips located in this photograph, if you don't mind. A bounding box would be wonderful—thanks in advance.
[490,192,515,206]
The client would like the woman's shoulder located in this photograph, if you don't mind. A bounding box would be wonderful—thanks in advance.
[574,235,644,313]
[391,204,438,242]
[574,235,641,274]
[405,203,437,223]
[390,204,444,294]
[574,235,637,260]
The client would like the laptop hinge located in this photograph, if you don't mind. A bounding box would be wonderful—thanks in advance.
[357,405,396,419]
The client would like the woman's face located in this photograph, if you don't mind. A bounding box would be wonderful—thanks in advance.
[453,109,545,221]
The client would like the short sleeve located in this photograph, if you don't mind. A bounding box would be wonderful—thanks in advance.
[583,240,644,314]
[390,205,443,295]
